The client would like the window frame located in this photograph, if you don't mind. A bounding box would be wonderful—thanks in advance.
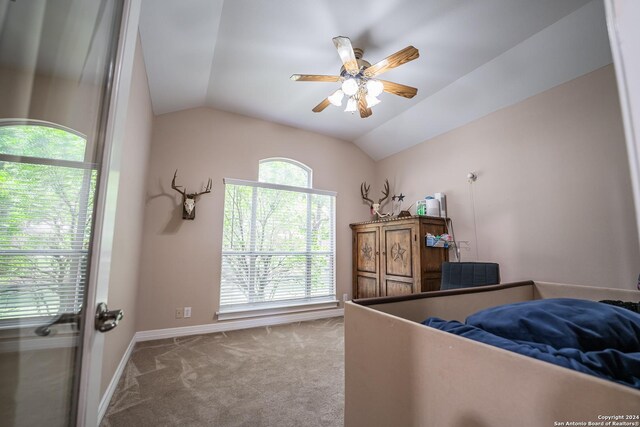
[258,157,313,188]
[218,175,337,320]
[0,119,94,328]
[0,119,93,167]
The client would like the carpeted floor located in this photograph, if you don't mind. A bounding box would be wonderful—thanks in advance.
[101,317,344,427]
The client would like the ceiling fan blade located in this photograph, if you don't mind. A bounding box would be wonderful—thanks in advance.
[358,96,372,118]
[380,80,418,98]
[332,36,359,76]
[291,74,341,82]
[312,98,331,113]
[363,46,419,78]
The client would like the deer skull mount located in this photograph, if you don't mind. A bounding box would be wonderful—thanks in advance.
[171,170,212,220]
[361,179,391,219]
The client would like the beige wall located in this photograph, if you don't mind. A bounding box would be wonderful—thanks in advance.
[0,66,106,161]
[135,64,638,334]
[375,65,639,289]
[100,37,153,396]
[136,108,375,331]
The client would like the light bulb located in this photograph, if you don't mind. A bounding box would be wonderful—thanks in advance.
[366,79,384,97]
[366,94,381,108]
[341,78,359,96]
[328,89,344,106]
[345,97,357,112]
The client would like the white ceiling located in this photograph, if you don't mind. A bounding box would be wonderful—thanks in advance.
[139,0,612,160]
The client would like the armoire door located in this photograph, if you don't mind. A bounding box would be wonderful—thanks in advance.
[353,226,379,298]
[380,223,418,297]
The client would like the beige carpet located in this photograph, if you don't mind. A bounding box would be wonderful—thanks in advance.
[101,317,344,427]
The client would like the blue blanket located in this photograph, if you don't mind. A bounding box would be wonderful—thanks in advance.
[422,298,640,389]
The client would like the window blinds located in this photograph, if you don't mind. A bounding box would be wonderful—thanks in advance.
[0,125,95,322]
[220,179,336,313]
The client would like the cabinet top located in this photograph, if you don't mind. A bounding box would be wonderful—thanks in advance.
[349,215,447,227]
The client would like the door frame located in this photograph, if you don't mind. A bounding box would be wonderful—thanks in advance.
[605,0,640,246]
[76,0,142,425]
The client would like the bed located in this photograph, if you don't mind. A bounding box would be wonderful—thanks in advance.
[344,281,640,427]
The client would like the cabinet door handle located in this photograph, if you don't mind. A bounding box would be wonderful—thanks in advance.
[382,251,386,255]
[375,251,379,256]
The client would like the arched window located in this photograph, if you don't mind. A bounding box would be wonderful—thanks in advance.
[0,120,94,320]
[219,158,336,318]
[0,120,87,161]
[258,158,312,188]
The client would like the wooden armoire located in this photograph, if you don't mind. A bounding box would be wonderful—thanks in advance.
[350,216,449,299]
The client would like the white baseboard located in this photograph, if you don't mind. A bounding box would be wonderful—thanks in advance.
[98,335,136,423]
[135,307,344,342]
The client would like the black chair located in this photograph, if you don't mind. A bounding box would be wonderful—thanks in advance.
[440,262,500,290]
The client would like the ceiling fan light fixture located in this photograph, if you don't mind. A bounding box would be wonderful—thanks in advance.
[366,79,384,97]
[365,94,381,108]
[328,89,344,106]
[293,36,419,117]
[341,77,359,96]
[345,97,357,113]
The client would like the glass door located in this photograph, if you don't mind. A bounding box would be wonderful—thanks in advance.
[0,1,124,425]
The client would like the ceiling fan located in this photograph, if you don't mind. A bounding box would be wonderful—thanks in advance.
[291,36,419,118]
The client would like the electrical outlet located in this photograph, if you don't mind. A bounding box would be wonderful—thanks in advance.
[175,308,183,319]
[342,293,349,302]
[184,307,192,318]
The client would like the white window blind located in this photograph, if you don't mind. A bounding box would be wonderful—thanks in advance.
[0,123,95,322]
[219,178,336,314]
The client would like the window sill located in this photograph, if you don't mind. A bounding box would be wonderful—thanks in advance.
[216,299,339,321]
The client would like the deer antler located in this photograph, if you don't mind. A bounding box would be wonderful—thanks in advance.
[191,178,213,197]
[171,170,186,196]
[361,182,374,205]
[378,179,390,204]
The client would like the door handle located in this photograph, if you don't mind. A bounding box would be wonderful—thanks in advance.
[35,311,81,336]
[95,303,123,333]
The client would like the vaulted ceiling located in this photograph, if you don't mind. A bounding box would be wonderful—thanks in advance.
[139,0,612,160]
